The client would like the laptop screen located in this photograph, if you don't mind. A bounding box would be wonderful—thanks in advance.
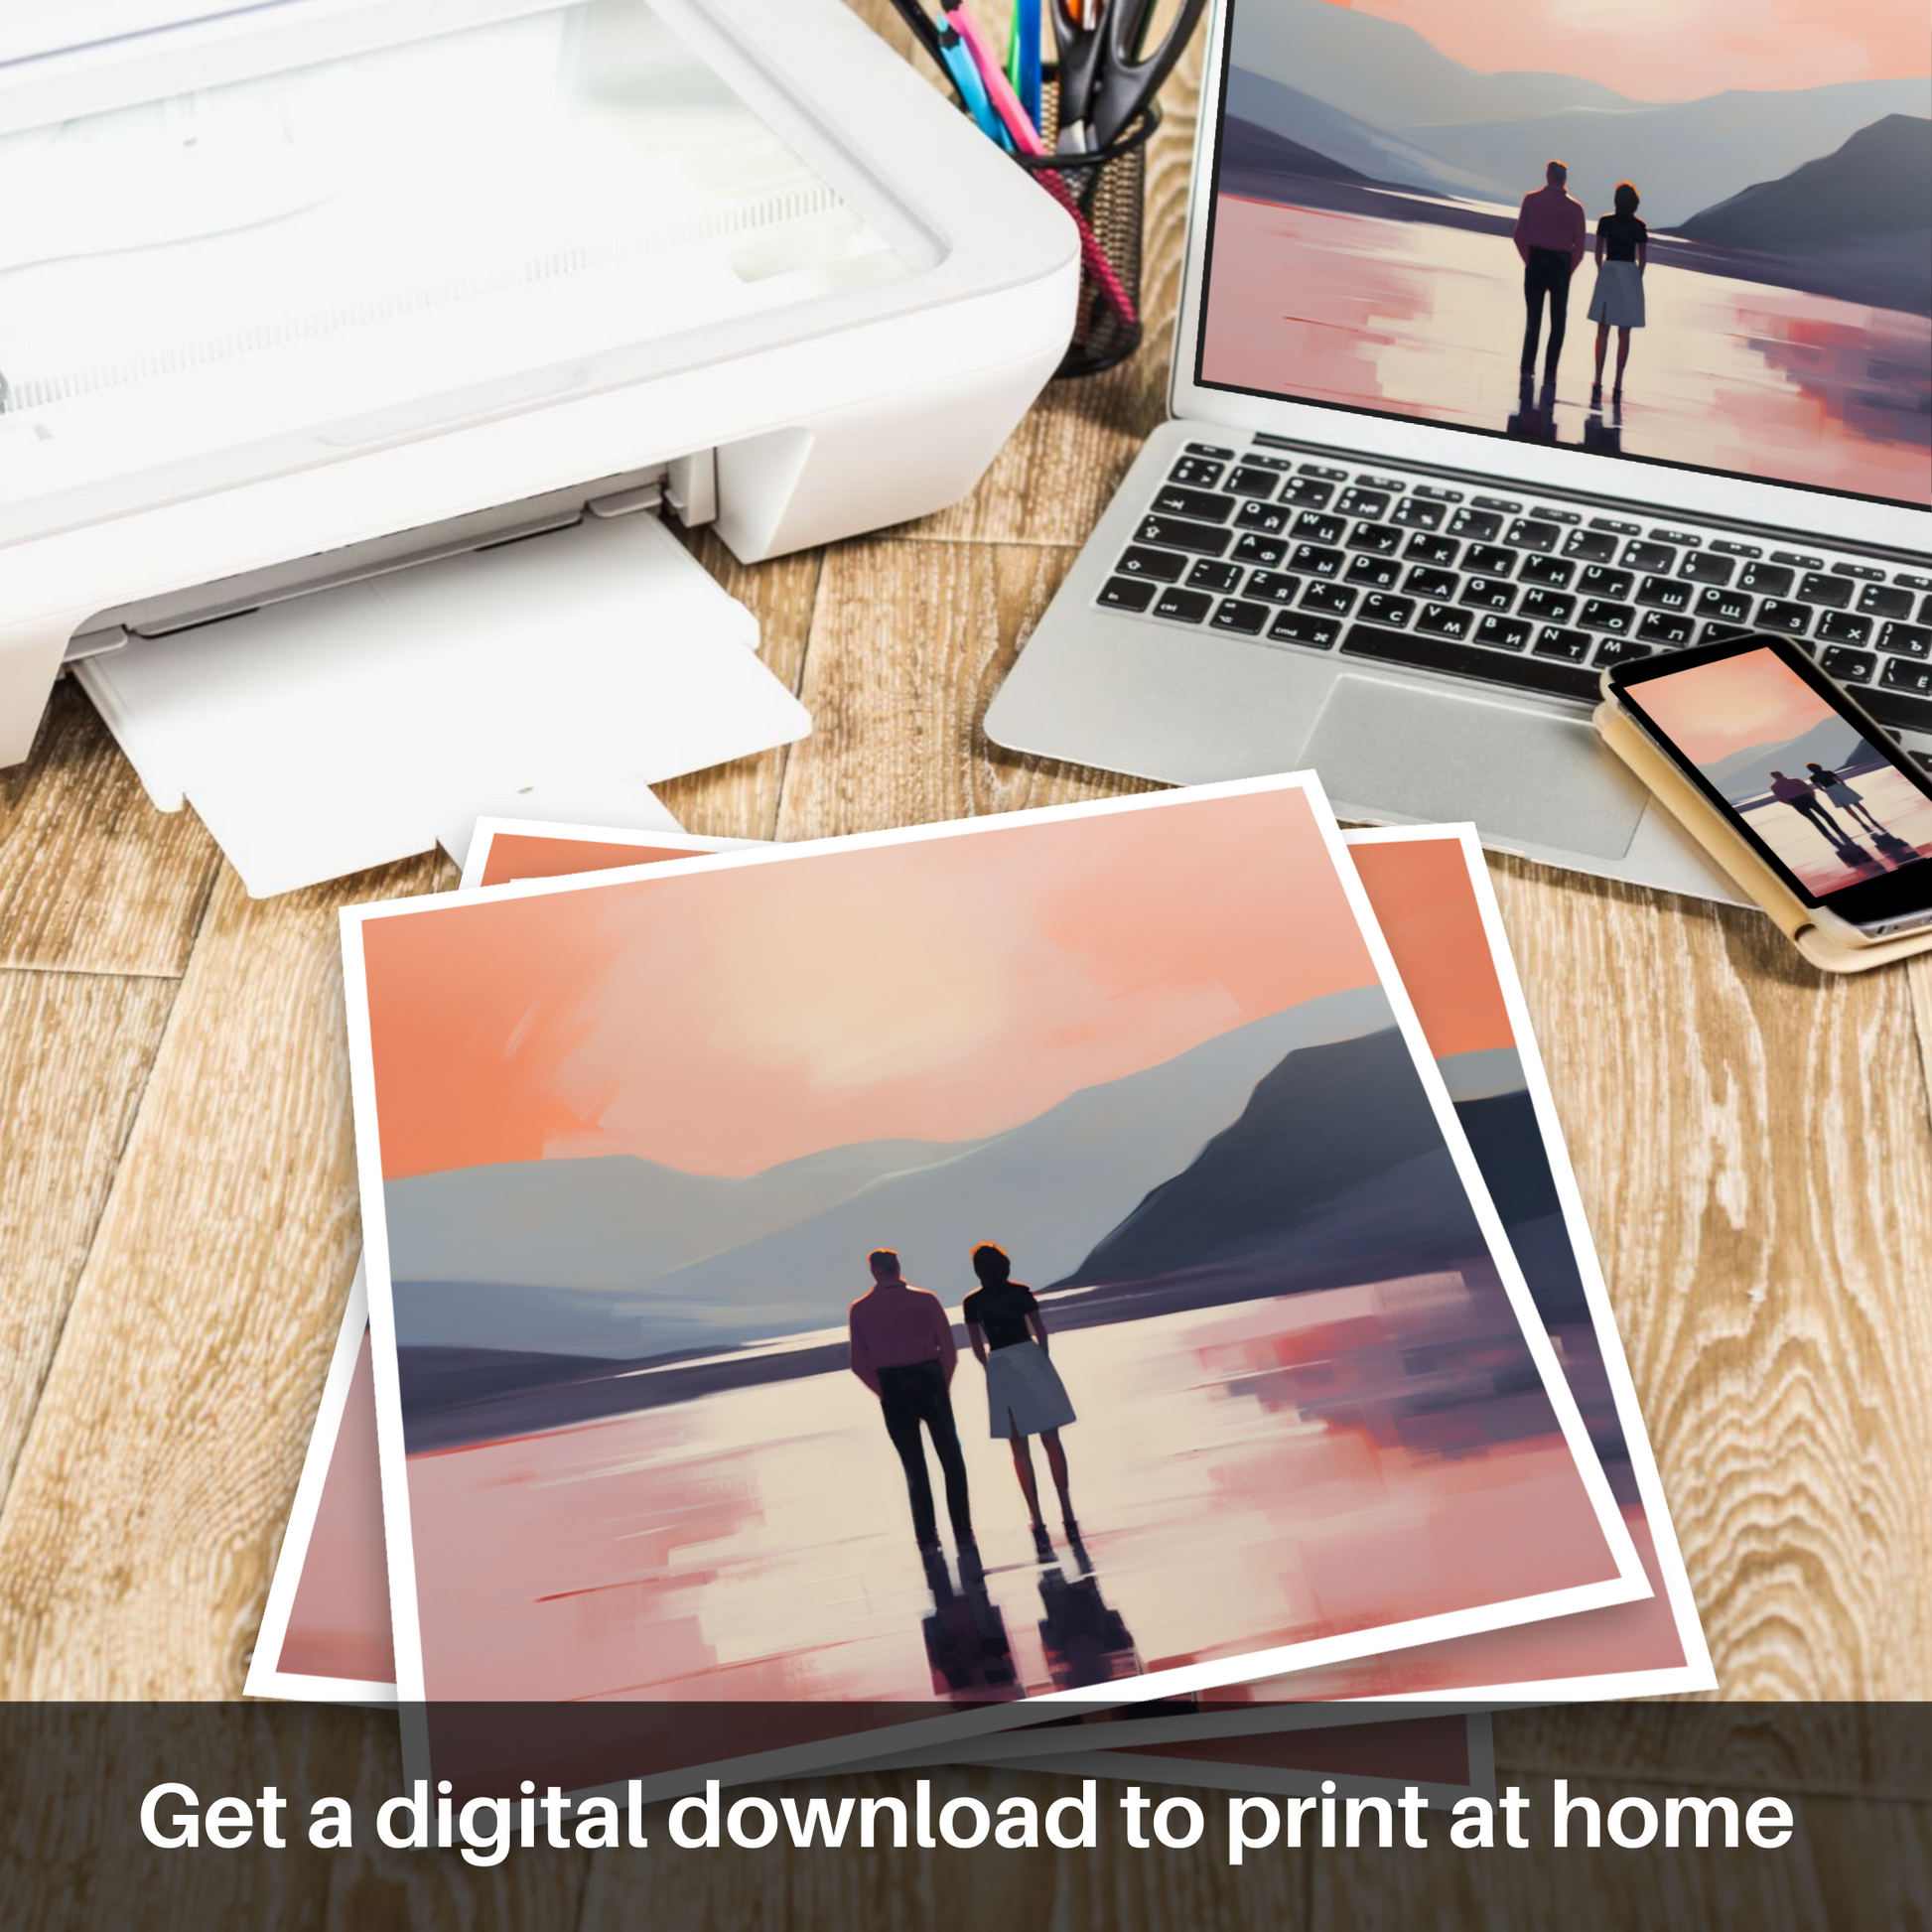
[1194,0,1931,510]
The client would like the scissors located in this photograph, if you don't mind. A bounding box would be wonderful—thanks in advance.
[1050,0,1207,152]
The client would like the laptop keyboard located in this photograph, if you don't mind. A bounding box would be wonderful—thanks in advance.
[1098,441,1932,748]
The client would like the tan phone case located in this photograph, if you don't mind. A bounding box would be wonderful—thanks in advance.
[1593,698,1932,974]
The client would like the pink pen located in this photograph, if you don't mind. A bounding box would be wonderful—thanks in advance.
[943,1,1141,331]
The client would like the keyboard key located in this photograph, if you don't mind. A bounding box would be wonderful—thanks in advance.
[1881,655,1932,697]
[1696,585,1753,624]
[1880,621,1932,659]
[1680,552,1734,586]
[1563,528,1620,562]
[1472,494,1521,513]
[1151,586,1213,623]
[1589,515,1642,536]
[1463,543,1516,578]
[1342,619,1600,700]
[1233,532,1287,567]
[1298,463,1349,481]
[1505,517,1561,552]
[1711,539,1761,558]
[1796,572,1852,609]
[1137,514,1232,557]
[1281,476,1336,507]
[1302,581,1357,617]
[1347,521,1404,555]
[1392,497,1446,530]
[1359,594,1415,627]
[1153,484,1237,521]
[1460,578,1517,612]
[1334,486,1390,519]
[1863,686,1932,736]
[1519,553,1576,588]
[1413,484,1462,502]
[1291,543,1345,578]
[1756,598,1811,635]
[1922,596,1932,623]
[1579,565,1634,600]
[1533,626,1592,662]
[1449,507,1502,541]
[1635,575,1693,612]
[1593,637,1652,666]
[1417,603,1474,639]
[1650,528,1701,548]
[1345,554,1401,589]
[1738,561,1793,597]
[1116,545,1189,582]
[1637,610,1695,645]
[1235,499,1292,535]
[1901,573,1932,593]
[1816,611,1871,645]
[1858,583,1913,620]
[1225,465,1283,499]
[1244,454,1296,472]
[1184,441,1235,459]
[1243,570,1302,605]
[1186,559,1245,594]
[1520,588,1576,624]
[1702,621,1758,643]
[1404,532,1460,567]
[1293,511,1348,545]
[1211,599,1271,635]
[1820,646,1875,683]
[1581,598,1635,633]
[1354,474,1405,491]
[1531,505,1580,525]
[1475,614,1531,651]
[1771,550,1823,570]
[1268,611,1341,649]
[1405,566,1458,601]
[1097,576,1156,612]
[1169,457,1225,487]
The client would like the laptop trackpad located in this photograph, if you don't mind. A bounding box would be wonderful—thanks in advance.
[1305,675,1648,859]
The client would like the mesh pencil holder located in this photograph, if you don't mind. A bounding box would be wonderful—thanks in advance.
[1015,86,1160,379]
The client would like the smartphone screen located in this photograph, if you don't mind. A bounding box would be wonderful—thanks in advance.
[1609,634,1932,934]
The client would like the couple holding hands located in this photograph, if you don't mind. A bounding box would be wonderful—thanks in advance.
[849,1243,1080,1566]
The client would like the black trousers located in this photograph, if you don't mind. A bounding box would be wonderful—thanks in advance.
[1786,797,1845,841]
[1521,247,1573,377]
[878,1361,974,1546]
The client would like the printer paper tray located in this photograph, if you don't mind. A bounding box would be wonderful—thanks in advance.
[75,512,808,897]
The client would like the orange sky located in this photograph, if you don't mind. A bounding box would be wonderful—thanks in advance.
[1348,838,1516,1059]
[1627,646,1839,766]
[1335,0,1926,103]
[360,790,1385,1181]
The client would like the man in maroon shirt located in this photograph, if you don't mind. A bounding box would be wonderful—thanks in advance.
[849,1249,976,1553]
[1513,159,1587,384]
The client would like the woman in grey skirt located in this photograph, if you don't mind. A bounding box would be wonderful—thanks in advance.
[1587,181,1648,404]
[963,1243,1078,1559]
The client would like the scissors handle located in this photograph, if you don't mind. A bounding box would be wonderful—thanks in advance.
[1087,0,1207,148]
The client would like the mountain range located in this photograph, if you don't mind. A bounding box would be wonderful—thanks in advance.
[1228,0,1928,227]
[1673,114,1931,247]
[388,986,1395,1358]
[1698,716,1870,803]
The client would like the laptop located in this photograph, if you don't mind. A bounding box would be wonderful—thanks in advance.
[987,0,1932,899]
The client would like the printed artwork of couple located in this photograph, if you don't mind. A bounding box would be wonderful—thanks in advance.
[1514,159,1650,405]
[848,1244,1078,1568]
[1767,761,1891,847]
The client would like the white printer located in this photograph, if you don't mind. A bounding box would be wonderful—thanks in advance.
[0,0,1077,890]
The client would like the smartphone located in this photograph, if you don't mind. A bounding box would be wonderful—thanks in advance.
[1605,632,1932,943]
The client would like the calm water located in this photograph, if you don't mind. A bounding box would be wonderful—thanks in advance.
[1203,194,1931,505]
[405,1267,1619,1704]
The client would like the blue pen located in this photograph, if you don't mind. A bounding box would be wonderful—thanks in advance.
[1014,0,1042,131]
[936,18,1011,148]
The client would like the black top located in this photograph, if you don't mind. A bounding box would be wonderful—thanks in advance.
[963,1282,1038,1351]
[1595,212,1647,263]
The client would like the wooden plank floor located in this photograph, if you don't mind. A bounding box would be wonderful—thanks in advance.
[0,10,1925,1924]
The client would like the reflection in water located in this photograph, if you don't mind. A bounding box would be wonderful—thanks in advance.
[1506,375,1560,443]
[1582,396,1623,455]
[920,1544,1020,1702]
[919,1533,1143,1700]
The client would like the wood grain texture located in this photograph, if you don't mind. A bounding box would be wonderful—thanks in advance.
[1481,852,1932,1700]
[774,539,1159,842]
[0,969,177,1505]
[0,681,220,976]
[0,859,441,1698]
[1313,1770,1930,1932]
